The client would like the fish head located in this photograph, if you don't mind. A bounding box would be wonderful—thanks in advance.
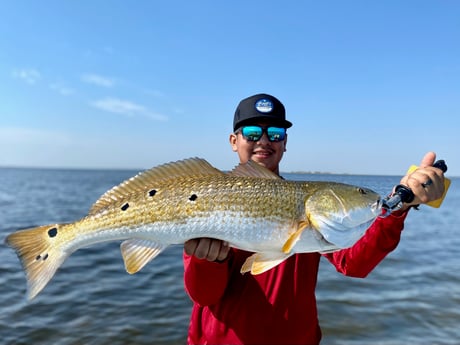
[305,182,382,248]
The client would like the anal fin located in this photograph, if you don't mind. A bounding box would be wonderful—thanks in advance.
[120,239,167,274]
[241,252,292,275]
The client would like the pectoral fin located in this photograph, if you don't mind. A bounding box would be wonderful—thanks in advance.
[281,220,309,254]
[120,239,167,274]
[241,252,292,275]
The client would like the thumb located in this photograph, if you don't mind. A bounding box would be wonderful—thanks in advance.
[419,151,436,168]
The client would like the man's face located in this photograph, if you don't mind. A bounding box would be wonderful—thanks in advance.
[229,122,287,175]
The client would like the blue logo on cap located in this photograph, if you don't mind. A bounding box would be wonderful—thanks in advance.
[255,99,273,113]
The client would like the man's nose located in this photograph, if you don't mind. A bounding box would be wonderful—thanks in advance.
[257,132,270,144]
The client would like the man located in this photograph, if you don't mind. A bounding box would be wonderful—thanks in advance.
[183,93,445,345]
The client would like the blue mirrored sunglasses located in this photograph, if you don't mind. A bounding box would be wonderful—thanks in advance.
[238,125,287,142]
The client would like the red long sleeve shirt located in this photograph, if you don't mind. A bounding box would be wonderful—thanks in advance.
[183,211,408,345]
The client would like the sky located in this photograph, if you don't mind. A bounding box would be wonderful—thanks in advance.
[1,1,459,176]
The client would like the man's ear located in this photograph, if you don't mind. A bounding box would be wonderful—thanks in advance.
[229,133,238,152]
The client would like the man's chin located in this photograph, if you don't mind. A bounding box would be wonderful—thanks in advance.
[251,157,273,169]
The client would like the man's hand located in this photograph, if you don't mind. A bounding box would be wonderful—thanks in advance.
[398,151,446,210]
[184,238,231,262]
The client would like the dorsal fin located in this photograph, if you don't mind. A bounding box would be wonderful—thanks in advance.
[89,157,223,215]
[229,160,282,179]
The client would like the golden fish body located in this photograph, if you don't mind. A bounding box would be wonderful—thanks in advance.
[5,158,382,300]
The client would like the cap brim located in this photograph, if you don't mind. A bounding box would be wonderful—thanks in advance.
[234,117,292,131]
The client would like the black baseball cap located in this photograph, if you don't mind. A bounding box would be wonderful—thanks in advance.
[233,93,293,132]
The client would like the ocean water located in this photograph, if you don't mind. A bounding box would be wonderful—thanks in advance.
[0,167,458,345]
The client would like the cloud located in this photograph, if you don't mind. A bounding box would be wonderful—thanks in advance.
[49,83,75,96]
[91,97,168,121]
[12,68,41,84]
[92,97,143,114]
[81,73,115,87]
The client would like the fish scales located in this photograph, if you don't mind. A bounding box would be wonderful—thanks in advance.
[73,175,304,249]
[5,157,382,300]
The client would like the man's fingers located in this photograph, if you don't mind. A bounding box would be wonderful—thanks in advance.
[216,242,231,261]
[419,151,436,168]
[185,238,231,262]
[184,239,199,256]
[193,238,212,260]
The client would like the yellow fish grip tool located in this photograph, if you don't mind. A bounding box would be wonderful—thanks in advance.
[406,160,451,208]
[381,160,450,216]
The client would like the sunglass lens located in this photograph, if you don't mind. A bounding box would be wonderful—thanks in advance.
[267,127,286,141]
[241,126,263,141]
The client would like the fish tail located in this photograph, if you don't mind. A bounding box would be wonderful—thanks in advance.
[5,224,69,300]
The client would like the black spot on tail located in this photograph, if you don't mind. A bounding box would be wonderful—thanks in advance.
[189,194,198,201]
[121,203,130,211]
[148,189,157,197]
[36,253,49,261]
[48,227,58,238]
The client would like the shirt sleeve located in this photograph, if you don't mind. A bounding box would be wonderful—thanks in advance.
[323,210,409,278]
[183,251,232,306]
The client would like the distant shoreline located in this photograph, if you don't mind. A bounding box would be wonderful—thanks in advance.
[281,171,403,177]
[1,165,457,178]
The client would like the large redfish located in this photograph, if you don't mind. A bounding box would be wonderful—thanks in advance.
[5,158,382,300]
